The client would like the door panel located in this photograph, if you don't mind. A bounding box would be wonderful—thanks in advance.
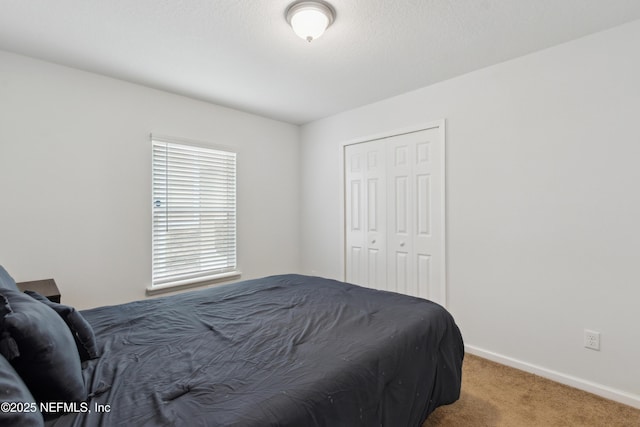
[412,127,442,302]
[388,134,415,296]
[345,140,386,289]
[416,174,431,236]
[345,149,365,285]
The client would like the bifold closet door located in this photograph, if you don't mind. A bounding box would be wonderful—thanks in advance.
[345,126,445,305]
[344,139,387,289]
[387,128,443,302]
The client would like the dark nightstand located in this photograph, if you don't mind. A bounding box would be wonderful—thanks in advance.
[17,278,61,303]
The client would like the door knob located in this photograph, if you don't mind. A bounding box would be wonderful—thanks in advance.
[400,241,405,247]
[371,239,376,244]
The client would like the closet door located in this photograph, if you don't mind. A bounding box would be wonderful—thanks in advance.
[387,133,414,295]
[344,124,445,306]
[344,140,387,289]
[387,127,443,301]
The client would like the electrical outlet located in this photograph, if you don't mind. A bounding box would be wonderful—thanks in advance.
[584,329,600,351]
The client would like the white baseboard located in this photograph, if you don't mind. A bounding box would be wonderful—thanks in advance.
[465,345,640,410]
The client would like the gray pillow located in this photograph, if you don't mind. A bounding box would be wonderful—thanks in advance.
[0,265,19,291]
[25,290,99,361]
[0,353,44,426]
[0,289,86,404]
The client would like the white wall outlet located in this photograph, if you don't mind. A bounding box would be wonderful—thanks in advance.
[584,329,600,351]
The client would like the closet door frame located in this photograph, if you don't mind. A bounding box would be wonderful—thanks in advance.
[339,119,447,307]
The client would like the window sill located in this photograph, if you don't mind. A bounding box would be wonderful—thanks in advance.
[146,271,242,296]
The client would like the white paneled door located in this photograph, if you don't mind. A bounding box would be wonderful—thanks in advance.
[345,139,387,290]
[345,124,445,306]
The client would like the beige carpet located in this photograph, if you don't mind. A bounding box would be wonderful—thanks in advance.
[423,354,640,427]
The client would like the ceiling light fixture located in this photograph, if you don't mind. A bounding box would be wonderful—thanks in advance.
[286,1,336,43]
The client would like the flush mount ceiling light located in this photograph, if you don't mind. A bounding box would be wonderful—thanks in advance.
[286,1,336,43]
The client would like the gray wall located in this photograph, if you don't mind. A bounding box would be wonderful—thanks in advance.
[0,51,301,309]
[299,20,640,405]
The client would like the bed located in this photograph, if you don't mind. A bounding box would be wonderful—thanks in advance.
[1,272,463,426]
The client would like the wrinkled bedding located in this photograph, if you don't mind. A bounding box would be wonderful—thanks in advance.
[46,274,463,427]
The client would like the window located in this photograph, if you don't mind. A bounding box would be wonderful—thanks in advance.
[151,136,237,289]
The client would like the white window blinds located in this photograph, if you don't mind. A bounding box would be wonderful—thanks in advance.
[152,137,237,287]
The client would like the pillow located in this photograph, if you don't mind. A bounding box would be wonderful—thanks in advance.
[24,290,99,361]
[0,265,19,291]
[0,289,86,404]
[0,353,44,426]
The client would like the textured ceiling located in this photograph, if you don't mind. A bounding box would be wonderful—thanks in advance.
[1,1,640,124]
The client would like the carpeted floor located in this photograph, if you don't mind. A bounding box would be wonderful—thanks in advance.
[423,354,640,427]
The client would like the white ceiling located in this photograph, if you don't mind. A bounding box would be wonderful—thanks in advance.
[1,1,640,125]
